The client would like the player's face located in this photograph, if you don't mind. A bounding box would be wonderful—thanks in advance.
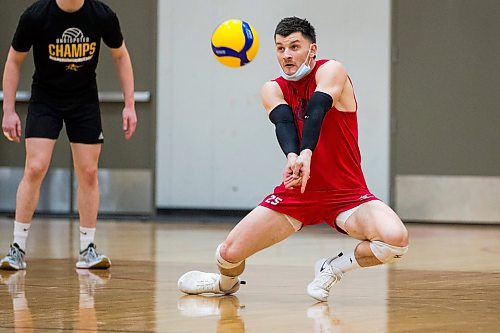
[275,32,316,75]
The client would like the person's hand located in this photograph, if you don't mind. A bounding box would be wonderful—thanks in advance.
[292,149,312,193]
[2,110,22,143]
[283,153,302,189]
[284,172,302,189]
[122,105,137,140]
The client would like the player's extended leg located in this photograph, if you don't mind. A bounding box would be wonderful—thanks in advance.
[71,143,110,269]
[308,200,409,301]
[178,206,297,295]
[1,138,56,270]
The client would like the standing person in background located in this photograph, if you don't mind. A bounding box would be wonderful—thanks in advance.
[1,0,137,270]
[178,17,408,302]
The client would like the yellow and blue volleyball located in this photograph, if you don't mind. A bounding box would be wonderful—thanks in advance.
[211,19,259,68]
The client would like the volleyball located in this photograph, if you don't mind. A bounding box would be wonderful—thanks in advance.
[211,19,259,68]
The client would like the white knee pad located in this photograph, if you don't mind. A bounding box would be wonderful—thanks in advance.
[369,240,408,264]
[215,244,245,277]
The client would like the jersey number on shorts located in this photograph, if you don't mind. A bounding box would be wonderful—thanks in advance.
[265,195,283,206]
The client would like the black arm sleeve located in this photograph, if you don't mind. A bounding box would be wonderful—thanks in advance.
[300,91,334,152]
[269,104,300,156]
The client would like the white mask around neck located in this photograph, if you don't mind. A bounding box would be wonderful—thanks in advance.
[279,47,313,81]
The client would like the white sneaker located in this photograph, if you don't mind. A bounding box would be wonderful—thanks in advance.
[76,243,111,269]
[178,271,241,295]
[307,258,343,302]
[0,243,27,271]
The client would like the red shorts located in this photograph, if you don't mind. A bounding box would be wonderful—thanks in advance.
[259,184,378,233]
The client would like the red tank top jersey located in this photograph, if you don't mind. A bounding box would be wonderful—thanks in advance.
[275,59,368,191]
[260,59,377,231]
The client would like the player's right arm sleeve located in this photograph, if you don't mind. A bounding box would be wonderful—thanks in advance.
[11,12,35,52]
[269,104,300,156]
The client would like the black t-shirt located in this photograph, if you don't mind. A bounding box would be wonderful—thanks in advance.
[12,0,124,106]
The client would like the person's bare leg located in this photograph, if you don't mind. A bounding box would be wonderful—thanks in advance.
[220,206,297,263]
[216,206,297,290]
[308,200,409,301]
[13,138,54,251]
[70,143,101,229]
[0,139,56,270]
[344,200,409,267]
[15,138,56,223]
[178,206,297,294]
[71,143,109,269]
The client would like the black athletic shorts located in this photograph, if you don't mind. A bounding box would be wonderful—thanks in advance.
[25,102,104,144]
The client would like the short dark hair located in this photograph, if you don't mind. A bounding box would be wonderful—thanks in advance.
[274,17,316,43]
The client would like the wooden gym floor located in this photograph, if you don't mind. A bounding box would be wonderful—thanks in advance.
[0,216,499,333]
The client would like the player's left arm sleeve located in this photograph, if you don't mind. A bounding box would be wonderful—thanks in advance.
[300,91,333,152]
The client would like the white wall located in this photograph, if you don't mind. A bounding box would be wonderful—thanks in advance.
[156,0,391,209]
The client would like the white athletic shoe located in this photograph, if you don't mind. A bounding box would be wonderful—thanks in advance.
[307,258,343,302]
[76,243,111,269]
[0,243,27,271]
[178,271,241,295]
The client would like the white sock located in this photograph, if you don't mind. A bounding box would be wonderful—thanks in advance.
[79,227,96,252]
[13,221,31,251]
[327,251,361,273]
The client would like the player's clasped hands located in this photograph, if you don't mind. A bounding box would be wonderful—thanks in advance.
[284,150,312,193]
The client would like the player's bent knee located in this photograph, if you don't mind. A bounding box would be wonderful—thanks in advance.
[369,240,408,264]
[218,239,246,263]
[216,244,245,277]
[381,228,409,248]
[375,218,409,248]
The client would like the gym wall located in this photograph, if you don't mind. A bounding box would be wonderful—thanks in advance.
[392,0,500,223]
